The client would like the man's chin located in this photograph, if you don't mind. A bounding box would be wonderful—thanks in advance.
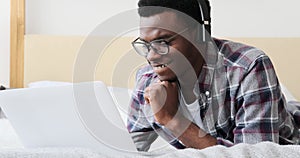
[157,75,178,82]
[154,68,178,82]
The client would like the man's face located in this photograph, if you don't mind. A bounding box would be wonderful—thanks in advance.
[139,11,203,82]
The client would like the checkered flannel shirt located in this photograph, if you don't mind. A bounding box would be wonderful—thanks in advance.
[127,38,299,151]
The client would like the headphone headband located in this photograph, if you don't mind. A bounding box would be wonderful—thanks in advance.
[196,0,211,42]
[197,0,211,26]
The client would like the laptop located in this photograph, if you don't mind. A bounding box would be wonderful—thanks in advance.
[0,81,137,153]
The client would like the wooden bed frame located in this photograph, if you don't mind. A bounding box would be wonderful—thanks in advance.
[10,0,25,88]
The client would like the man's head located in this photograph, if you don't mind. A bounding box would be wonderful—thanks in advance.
[138,0,211,34]
[133,0,211,82]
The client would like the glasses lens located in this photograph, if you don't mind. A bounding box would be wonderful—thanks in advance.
[151,42,169,55]
[132,42,149,57]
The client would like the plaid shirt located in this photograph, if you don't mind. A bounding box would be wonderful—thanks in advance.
[127,38,299,151]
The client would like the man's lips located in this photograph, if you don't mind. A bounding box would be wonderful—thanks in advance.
[151,63,170,71]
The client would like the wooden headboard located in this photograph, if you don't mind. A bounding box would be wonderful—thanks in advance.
[20,35,300,100]
[24,35,147,89]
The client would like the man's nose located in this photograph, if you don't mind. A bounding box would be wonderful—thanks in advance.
[146,48,162,61]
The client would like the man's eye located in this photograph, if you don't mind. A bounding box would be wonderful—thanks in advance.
[160,40,168,44]
[153,40,167,45]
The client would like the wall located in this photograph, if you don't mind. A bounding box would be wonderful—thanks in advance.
[24,0,300,99]
[0,1,10,87]
[209,0,300,100]
[25,0,300,37]
[26,0,139,35]
[210,0,300,37]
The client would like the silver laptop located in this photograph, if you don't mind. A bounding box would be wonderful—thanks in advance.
[0,81,137,153]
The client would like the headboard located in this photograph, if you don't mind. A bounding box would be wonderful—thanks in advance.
[23,35,300,100]
[24,35,147,89]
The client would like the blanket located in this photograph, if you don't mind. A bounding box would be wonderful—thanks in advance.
[0,142,299,158]
[1,119,300,158]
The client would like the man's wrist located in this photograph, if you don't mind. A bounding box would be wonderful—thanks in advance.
[164,114,191,136]
[162,115,217,149]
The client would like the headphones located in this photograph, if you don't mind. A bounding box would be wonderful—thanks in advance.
[196,0,211,43]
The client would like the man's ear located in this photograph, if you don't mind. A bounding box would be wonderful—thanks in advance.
[189,26,207,47]
[190,26,199,42]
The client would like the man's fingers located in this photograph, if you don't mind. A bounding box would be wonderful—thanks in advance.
[144,84,167,111]
[144,95,150,104]
[144,81,177,104]
[144,87,150,104]
[160,81,178,91]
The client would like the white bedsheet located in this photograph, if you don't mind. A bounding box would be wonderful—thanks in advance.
[1,119,300,158]
[1,81,299,157]
[0,119,22,149]
[0,141,300,158]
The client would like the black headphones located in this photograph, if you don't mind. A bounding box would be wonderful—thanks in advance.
[196,0,211,42]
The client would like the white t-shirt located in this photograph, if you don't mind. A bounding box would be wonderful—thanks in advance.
[179,86,207,130]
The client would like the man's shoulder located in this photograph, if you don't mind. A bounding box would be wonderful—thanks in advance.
[213,38,267,70]
[136,65,154,79]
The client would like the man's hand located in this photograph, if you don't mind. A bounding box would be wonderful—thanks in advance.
[144,81,179,125]
[144,80,217,149]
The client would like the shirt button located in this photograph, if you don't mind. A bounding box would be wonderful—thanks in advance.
[205,91,210,97]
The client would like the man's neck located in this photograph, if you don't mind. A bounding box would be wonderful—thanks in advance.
[178,65,203,104]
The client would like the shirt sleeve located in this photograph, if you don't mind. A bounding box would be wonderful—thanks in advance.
[216,55,296,146]
[126,68,158,151]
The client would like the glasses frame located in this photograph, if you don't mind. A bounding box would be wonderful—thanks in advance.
[131,28,189,57]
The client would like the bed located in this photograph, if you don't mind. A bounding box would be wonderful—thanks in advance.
[0,128,300,158]
[3,35,300,157]
[1,81,300,157]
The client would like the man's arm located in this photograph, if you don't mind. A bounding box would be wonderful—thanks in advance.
[214,54,296,146]
[127,88,159,151]
[164,114,217,149]
[144,81,217,149]
[230,55,295,144]
[127,67,159,151]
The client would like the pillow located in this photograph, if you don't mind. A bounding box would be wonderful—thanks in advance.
[27,81,72,88]
[280,83,297,102]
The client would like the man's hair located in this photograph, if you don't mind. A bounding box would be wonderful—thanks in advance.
[137,0,211,34]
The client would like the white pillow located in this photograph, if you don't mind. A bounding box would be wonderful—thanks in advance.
[28,81,72,88]
[280,83,297,102]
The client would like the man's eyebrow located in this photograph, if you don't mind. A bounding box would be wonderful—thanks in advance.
[139,34,174,42]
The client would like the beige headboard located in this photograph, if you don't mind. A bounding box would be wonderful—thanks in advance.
[24,35,147,89]
[24,35,300,100]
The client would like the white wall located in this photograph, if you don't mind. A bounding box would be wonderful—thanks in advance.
[210,0,300,37]
[26,0,139,35]
[0,0,10,87]
[26,0,300,37]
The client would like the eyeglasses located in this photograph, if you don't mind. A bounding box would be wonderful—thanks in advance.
[131,28,189,57]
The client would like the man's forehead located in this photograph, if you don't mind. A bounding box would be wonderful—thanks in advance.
[139,11,186,33]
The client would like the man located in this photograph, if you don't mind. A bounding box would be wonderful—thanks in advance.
[127,0,299,151]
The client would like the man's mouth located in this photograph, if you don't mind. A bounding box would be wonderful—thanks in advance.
[152,64,169,70]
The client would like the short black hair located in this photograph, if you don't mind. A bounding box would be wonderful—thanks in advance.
[137,0,211,34]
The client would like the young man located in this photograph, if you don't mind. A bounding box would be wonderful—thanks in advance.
[127,0,299,151]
